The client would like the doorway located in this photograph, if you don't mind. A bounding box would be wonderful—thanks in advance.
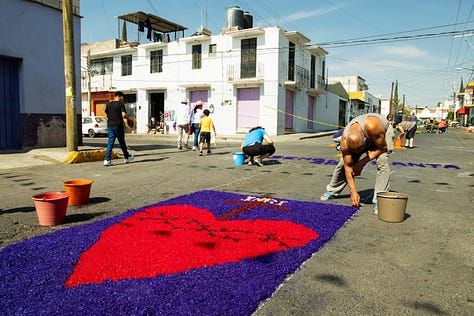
[0,56,21,149]
[285,90,294,130]
[237,87,260,130]
[149,93,164,120]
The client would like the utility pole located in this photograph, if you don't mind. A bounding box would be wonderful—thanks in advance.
[389,81,394,117]
[402,94,405,113]
[87,50,92,112]
[63,0,78,151]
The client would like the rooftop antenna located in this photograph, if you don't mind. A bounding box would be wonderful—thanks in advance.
[198,0,209,34]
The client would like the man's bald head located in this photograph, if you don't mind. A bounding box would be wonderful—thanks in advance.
[346,128,365,152]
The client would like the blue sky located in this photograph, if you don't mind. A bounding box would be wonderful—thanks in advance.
[81,0,474,108]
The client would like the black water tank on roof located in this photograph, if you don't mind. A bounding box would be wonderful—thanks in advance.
[225,6,244,29]
[243,11,253,29]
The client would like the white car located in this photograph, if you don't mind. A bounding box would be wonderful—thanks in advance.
[82,116,108,137]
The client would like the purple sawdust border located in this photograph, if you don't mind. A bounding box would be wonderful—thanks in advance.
[0,190,358,315]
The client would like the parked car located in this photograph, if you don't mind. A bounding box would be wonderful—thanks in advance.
[449,120,460,128]
[82,116,108,137]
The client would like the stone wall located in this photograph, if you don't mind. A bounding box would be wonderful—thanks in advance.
[21,114,82,148]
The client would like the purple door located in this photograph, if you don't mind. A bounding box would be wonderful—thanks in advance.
[237,88,260,130]
[190,90,208,108]
[307,95,314,129]
[285,90,294,129]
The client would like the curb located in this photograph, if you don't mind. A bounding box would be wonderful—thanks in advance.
[63,149,119,164]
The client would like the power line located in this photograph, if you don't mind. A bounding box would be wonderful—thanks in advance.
[317,20,474,45]
[443,0,462,85]
[453,4,474,73]
[317,28,474,48]
[100,0,114,39]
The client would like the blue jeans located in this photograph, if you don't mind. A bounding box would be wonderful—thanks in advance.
[105,126,130,161]
[191,123,200,147]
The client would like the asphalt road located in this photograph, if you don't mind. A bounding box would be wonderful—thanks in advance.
[0,129,473,315]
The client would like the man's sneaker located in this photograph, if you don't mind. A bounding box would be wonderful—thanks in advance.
[103,160,112,166]
[192,146,197,151]
[199,151,203,156]
[178,146,183,150]
[207,150,211,155]
[124,154,134,164]
[254,158,263,166]
[247,160,254,166]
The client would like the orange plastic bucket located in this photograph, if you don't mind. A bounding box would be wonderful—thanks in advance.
[32,192,69,226]
[62,179,93,206]
[394,139,403,148]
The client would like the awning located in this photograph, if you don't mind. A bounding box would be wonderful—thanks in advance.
[118,12,187,34]
[348,91,367,102]
[457,107,467,114]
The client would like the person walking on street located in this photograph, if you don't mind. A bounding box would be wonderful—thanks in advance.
[241,126,275,166]
[198,109,216,156]
[175,98,191,150]
[103,91,134,166]
[190,101,204,150]
[320,113,393,214]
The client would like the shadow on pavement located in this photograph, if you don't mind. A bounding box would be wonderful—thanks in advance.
[0,206,36,215]
[65,212,110,224]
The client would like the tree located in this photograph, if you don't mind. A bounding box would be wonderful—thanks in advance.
[458,77,465,101]
[393,80,401,111]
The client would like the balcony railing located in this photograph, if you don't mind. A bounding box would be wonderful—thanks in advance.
[316,74,326,90]
[287,64,310,87]
[227,62,264,81]
[81,73,114,92]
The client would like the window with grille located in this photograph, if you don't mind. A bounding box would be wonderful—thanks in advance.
[241,38,256,78]
[192,44,202,69]
[209,44,216,56]
[90,57,113,75]
[288,42,295,81]
[310,55,316,89]
[150,50,163,73]
[121,55,132,76]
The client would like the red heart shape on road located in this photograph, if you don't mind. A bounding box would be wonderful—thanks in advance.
[65,204,318,287]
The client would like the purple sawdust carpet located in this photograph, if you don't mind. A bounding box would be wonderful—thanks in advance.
[0,190,358,315]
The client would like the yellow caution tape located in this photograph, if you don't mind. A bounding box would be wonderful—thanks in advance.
[264,105,345,129]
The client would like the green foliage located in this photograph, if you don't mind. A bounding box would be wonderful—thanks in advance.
[393,80,400,108]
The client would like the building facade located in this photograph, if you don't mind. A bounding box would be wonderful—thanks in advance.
[0,0,82,149]
[328,75,381,122]
[81,12,344,136]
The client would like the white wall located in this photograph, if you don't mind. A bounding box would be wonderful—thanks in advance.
[82,26,337,135]
[0,0,82,114]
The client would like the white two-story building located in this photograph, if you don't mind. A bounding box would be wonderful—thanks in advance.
[81,9,346,136]
[328,75,381,121]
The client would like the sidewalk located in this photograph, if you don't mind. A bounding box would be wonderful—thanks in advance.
[0,131,335,170]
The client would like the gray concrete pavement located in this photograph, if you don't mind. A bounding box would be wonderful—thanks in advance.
[0,131,334,170]
[0,129,473,315]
